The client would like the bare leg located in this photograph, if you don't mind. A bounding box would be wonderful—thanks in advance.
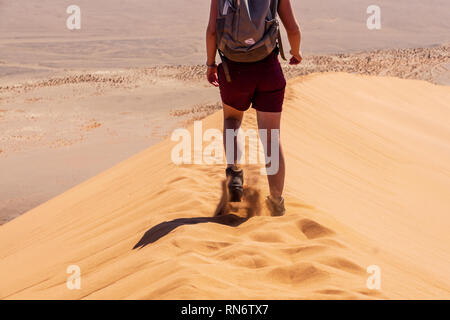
[223,103,244,167]
[256,111,285,200]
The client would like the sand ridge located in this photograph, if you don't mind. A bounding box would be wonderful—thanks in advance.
[0,73,449,299]
[3,44,447,224]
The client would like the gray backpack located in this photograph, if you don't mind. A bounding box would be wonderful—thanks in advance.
[216,0,286,81]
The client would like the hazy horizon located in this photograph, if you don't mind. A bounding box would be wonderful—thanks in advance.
[0,0,449,76]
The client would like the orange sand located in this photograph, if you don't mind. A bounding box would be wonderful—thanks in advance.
[0,73,449,299]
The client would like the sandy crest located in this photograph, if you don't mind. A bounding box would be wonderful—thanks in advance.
[0,45,448,225]
[0,73,449,299]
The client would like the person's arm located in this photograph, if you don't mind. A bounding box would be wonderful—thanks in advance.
[278,0,302,64]
[206,0,219,86]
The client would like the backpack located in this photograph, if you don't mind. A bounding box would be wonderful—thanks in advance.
[216,0,286,82]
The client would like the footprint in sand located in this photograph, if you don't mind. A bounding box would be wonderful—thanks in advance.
[267,262,329,285]
[297,218,335,239]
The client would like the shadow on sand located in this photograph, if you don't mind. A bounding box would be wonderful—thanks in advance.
[133,180,261,249]
[133,214,248,249]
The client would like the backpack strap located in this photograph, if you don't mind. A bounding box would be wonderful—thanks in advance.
[277,24,287,60]
[218,49,232,82]
[274,0,287,60]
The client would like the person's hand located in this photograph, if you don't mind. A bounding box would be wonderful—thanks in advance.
[207,65,219,87]
[289,50,303,65]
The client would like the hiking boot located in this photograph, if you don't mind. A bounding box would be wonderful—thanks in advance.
[266,196,286,217]
[226,166,244,202]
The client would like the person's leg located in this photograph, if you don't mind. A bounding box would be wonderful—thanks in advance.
[217,60,254,202]
[256,111,285,201]
[247,52,286,214]
[223,103,244,167]
[222,103,246,202]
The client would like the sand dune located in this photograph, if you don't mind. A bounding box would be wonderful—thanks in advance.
[0,73,449,299]
[1,45,448,223]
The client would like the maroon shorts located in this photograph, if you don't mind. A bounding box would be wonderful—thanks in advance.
[218,49,286,113]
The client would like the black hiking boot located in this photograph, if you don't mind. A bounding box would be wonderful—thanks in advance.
[226,166,244,202]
